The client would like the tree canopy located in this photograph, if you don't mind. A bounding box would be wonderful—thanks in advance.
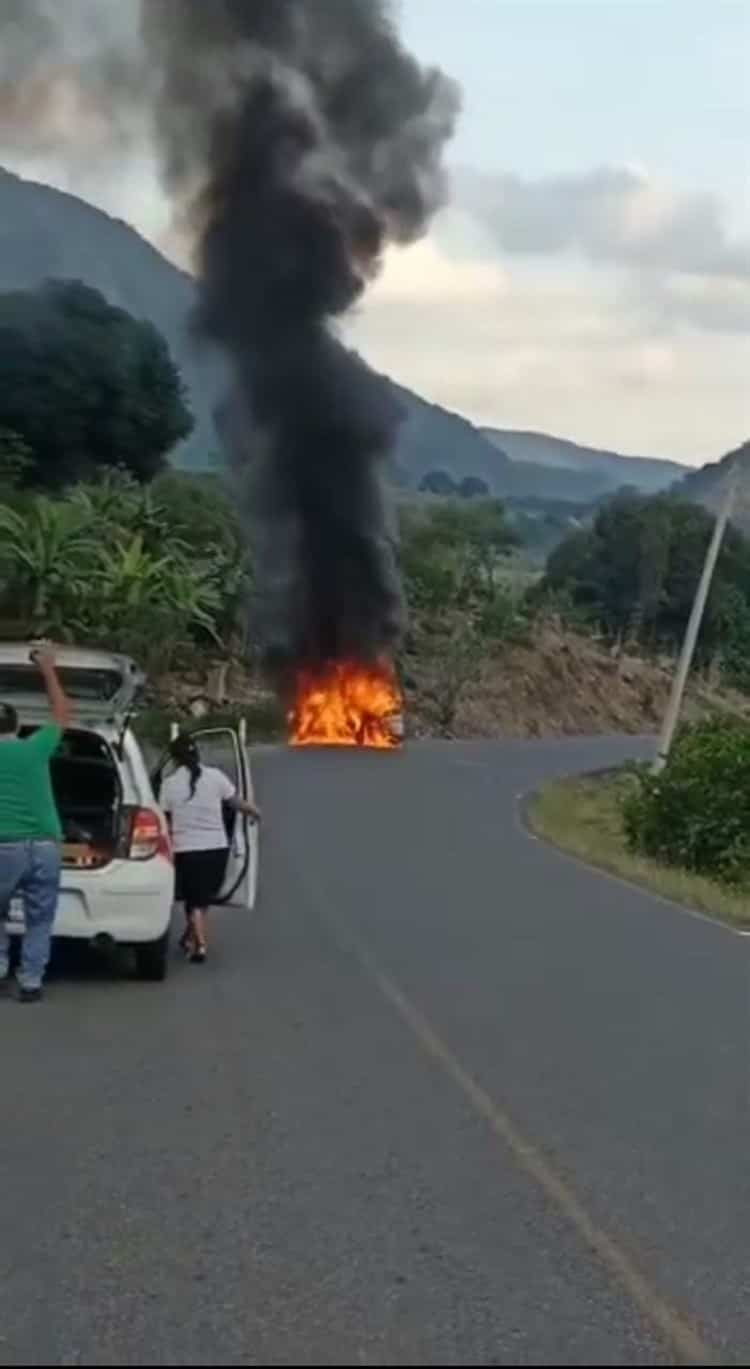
[543,490,750,654]
[418,469,491,499]
[400,498,518,613]
[0,280,193,488]
[398,498,525,730]
[0,468,250,674]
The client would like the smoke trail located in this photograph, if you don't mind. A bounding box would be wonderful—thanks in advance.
[140,0,460,672]
[0,0,459,673]
[0,2,145,161]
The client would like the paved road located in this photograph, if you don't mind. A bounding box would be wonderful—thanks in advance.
[2,737,748,1366]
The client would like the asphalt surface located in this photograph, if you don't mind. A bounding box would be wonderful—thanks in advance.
[2,736,748,1367]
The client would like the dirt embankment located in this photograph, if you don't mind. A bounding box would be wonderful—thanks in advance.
[148,626,750,743]
[407,624,750,740]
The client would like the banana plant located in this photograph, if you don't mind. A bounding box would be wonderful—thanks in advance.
[93,534,174,614]
[0,497,96,626]
[159,556,224,643]
[69,473,180,555]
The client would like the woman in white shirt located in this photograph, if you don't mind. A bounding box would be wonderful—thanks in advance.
[159,734,260,963]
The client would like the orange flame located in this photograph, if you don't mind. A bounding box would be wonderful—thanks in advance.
[289,660,403,749]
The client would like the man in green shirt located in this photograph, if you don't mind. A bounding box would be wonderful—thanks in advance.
[0,646,71,1002]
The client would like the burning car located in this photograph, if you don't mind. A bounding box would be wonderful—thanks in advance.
[288,659,404,749]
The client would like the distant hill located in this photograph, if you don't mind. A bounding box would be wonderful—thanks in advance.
[0,166,226,472]
[0,166,686,503]
[390,384,510,491]
[482,428,682,499]
[678,439,750,501]
[678,439,750,528]
[391,389,622,500]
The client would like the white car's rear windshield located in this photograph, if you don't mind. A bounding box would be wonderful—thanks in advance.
[0,665,122,701]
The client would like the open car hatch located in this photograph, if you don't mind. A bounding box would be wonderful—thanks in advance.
[0,644,145,725]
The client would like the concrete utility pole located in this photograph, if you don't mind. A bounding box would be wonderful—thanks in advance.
[652,465,738,774]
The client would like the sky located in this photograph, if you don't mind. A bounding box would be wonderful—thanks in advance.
[352,0,750,465]
[3,0,749,466]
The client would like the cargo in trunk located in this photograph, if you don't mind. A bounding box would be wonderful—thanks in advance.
[20,726,123,869]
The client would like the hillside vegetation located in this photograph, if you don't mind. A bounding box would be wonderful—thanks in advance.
[1,229,750,754]
[4,176,750,911]
[0,166,692,507]
[3,447,748,749]
[2,295,750,744]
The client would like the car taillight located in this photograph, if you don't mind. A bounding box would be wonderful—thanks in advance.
[129,808,171,862]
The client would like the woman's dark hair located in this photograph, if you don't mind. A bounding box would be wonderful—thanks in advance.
[169,734,202,799]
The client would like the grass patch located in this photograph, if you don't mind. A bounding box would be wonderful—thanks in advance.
[528,771,750,931]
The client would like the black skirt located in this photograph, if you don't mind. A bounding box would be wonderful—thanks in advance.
[174,848,228,912]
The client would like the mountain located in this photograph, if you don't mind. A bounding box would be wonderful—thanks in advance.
[390,384,510,491]
[393,395,628,500]
[0,166,685,503]
[0,166,228,472]
[482,428,682,498]
[677,439,750,528]
[679,439,750,502]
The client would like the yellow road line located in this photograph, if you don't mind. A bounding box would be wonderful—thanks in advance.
[332,923,718,1367]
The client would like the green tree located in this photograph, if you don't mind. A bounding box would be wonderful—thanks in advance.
[0,427,33,492]
[623,719,750,883]
[715,587,750,690]
[69,534,225,673]
[75,468,253,646]
[401,499,518,609]
[418,469,457,496]
[150,470,247,562]
[0,280,193,489]
[399,499,524,732]
[543,491,750,655]
[0,475,248,674]
[458,476,490,499]
[0,497,95,629]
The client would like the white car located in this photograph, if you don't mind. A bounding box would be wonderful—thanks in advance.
[0,644,258,982]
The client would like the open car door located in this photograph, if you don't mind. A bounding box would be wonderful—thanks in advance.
[156,725,258,911]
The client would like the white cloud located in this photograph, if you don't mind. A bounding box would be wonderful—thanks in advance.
[2,141,747,464]
[454,166,750,284]
[346,235,750,464]
[646,272,750,335]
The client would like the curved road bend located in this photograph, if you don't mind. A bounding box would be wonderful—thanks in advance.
[2,736,748,1366]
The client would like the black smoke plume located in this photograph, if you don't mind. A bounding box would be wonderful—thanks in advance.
[0,1,459,675]
[0,2,146,163]
[140,0,459,674]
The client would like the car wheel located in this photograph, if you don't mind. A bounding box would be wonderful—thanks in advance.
[134,929,170,982]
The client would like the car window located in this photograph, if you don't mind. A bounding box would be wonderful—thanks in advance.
[20,725,114,763]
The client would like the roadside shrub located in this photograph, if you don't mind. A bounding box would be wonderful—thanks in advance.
[716,586,750,692]
[475,588,530,644]
[622,718,750,883]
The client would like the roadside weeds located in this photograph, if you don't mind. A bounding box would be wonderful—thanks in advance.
[527,771,750,932]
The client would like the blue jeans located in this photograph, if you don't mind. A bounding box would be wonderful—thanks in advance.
[0,841,61,990]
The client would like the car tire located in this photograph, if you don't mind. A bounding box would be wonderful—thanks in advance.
[134,929,170,982]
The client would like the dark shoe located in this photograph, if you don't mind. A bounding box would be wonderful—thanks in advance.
[18,986,43,1004]
[0,977,11,997]
[190,946,207,964]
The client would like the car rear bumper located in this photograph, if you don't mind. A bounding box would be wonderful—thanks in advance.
[5,856,174,944]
